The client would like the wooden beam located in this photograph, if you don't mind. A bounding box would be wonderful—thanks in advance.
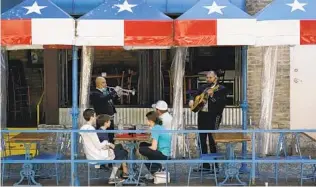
[44,49,59,124]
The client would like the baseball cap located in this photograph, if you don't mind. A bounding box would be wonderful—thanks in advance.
[152,100,168,110]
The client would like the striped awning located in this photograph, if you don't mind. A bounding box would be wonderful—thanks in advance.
[256,0,316,46]
[76,0,173,49]
[174,0,256,47]
[1,0,75,50]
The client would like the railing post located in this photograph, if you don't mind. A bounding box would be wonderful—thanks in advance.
[240,46,248,172]
[71,46,80,186]
[251,131,256,185]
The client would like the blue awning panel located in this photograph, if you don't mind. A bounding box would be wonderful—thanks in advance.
[177,0,252,20]
[256,0,316,20]
[1,0,71,19]
[79,0,171,20]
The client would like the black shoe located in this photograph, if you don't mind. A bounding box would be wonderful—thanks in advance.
[100,164,110,171]
[108,163,113,168]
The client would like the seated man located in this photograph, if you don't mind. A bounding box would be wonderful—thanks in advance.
[152,100,173,130]
[139,111,171,175]
[80,109,128,184]
[96,114,110,142]
[96,114,129,178]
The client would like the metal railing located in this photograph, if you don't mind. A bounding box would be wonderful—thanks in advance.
[36,91,45,125]
[1,128,316,186]
[59,107,242,127]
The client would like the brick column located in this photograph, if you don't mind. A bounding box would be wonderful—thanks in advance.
[246,0,290,128]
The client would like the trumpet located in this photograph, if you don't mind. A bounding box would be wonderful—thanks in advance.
[108,86,136,96]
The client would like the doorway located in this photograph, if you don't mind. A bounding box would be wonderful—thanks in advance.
[290,45,316,140]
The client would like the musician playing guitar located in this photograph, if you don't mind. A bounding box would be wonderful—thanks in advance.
[189,71,227,172]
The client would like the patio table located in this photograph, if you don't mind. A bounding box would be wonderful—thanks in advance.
[10,132,52,186]
[114,133,150,185]
[213,133,251,186]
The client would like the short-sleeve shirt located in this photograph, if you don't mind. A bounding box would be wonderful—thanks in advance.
[159,112,173,130]
[151,125,171,156]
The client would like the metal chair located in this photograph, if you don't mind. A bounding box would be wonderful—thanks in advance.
[1,132,26,186]
[79,135,113,186]
[284,133,315,186]
[32,132,70,185]
[254,133,289,185]
[186,133,224,186]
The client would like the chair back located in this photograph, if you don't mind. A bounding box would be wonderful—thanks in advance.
[184,133,200,159]
[288,133,306,158]
[1,131,13,158]
[54,132,71,158]
[78,134,86,156]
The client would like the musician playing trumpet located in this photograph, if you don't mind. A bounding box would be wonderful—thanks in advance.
[189,71,227,172]
[90,77,120,144]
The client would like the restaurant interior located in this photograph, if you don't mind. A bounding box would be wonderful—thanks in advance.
[6,47,242,126]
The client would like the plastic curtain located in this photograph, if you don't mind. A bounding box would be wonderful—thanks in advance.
[79,46,94,127]
[258,46,278,155]
[170,47,188,158]
[0,49,8,128]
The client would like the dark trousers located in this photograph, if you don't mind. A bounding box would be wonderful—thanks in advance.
[114,144,128,160]
[198,112,220,155]
[139,142,167,174]
[107,120,115,143]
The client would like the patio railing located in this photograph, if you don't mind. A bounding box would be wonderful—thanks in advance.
[1,129,316,186]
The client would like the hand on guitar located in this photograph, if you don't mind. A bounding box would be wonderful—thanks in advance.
[189,100,194,107]
[207,89,214,97]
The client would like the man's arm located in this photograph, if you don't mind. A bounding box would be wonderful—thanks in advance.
[91,90,116,103]
[82,126,109,150]
[209,86,227,113]
[189,85,207,106]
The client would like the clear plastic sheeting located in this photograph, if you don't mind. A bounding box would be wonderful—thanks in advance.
[170,47,188,158]
[0,49,8,128]
[79,46,94,127]
[258,46,278,155]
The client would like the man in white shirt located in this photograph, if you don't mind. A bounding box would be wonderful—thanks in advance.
[80,109,127,184]
[152,100,173,130]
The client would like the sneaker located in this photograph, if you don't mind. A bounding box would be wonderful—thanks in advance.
[108,177,124,184]
[121,173,129,179]
[145,173,154,180]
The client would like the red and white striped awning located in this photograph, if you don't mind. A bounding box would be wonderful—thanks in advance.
[75,0,173,49]
[1,0,75,50]
[174,0,255,47]
[256,0,316,46]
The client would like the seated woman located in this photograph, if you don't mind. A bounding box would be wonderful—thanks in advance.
[139,111,171,175]
[80,109,128,184]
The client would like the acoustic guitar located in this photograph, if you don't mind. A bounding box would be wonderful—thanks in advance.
[190,84,220,113]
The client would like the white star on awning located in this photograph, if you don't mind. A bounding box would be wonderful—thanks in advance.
[286,0,307,12]
[203,1,226,15]
[114,0,137,13]
[23,1,47,15]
